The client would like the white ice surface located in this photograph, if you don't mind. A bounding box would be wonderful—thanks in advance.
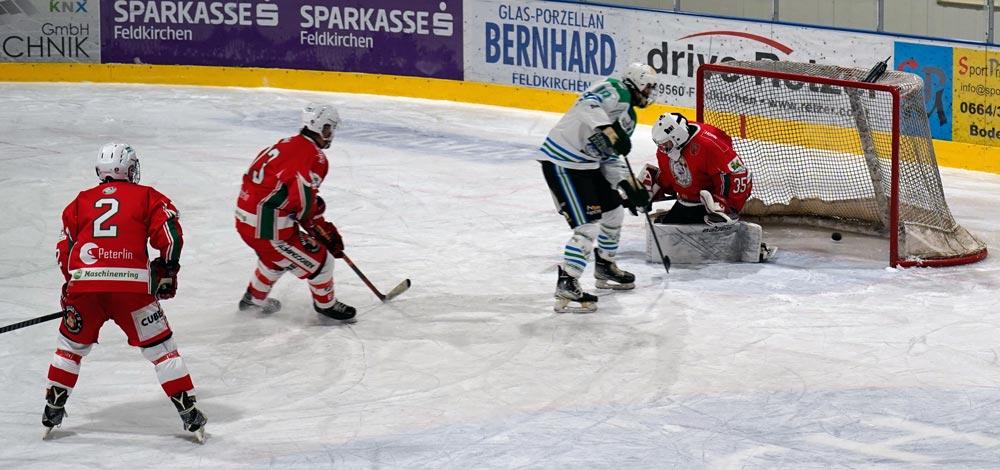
[1,83,999,469]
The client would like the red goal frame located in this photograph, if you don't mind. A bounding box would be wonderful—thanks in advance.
[696,63,987,268]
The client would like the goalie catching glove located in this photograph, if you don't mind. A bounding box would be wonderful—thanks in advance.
[150,257,180,299]
[700,189,738,226]
[304,196,345,258]
[619,176,651,216]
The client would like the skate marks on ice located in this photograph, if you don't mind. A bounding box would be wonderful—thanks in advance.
[239,387,1000,468]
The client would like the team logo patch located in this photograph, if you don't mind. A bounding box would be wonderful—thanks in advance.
[728,157,748,173]
[687,143,701,155]
[63,307,83,334]
[670,157,693,188]
[585,204,602,216]
[102,186,117,195]
[299,232,321,253]
[78,242,99,265]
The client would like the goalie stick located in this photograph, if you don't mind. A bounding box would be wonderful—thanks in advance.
[340,253,411,302]
[623,155,671,273]
[0,310,64,335]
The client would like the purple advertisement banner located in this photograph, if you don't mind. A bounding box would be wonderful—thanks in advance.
[101,0,463,80]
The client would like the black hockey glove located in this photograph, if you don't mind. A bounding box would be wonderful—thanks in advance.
[619,177,650,216]
[610,121,632,156]
[587,130,616,157]
[150,257,180,300]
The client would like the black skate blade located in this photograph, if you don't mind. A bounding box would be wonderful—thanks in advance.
[382,279,411,302]
[318,312,357,323]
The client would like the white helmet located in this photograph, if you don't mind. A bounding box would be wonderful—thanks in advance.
[652,113,691,154]
[301,104,339,148]
[95,143,140,184]
[622,63,658,108]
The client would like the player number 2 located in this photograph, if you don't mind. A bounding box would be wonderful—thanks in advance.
[93,198,119,238]
[251,147,280,184]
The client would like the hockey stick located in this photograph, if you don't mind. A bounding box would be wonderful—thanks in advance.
[305,225,411,302]
[0,311,64,335]
[622,155,671,273]
[340,252,411,302]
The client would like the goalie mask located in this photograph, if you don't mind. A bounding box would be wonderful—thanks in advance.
[301,104,340,149]
[652,113,691,159]
[622,63,658,108]
[95,143,140,184]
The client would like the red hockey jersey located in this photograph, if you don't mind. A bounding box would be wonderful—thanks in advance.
[652,122,752,214]
[57,182,183,294]
[236,134,328,241]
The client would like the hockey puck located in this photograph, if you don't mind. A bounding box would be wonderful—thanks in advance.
[831,232,842,241]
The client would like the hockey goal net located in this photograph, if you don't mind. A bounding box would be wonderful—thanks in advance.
[696,60,987,267]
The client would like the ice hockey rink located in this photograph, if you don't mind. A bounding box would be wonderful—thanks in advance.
[1,82,999,469]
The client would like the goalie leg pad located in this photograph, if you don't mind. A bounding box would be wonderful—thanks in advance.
[646,221,768,264]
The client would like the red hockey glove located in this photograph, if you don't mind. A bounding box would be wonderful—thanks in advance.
[311,220,344,258]
[150,257,180,299]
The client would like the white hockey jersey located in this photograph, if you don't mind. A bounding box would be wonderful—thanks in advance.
[539,78,636,173]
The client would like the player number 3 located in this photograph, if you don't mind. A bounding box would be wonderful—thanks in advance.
[251,147,281,184]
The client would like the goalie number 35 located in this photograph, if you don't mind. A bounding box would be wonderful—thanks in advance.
[732,176,750,193]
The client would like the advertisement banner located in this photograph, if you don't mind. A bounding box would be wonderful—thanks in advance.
[895,42,954,141]
[952,46,1000,146]
[0,0,101,62]
[463,1,631,94]
[463,0,894,109]
[101,0,463,79]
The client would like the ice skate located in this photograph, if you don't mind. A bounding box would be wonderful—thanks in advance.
[594,252,635,290]
[315,299,357,322]
[42,385,69,439]
[238,290,282,314]
[171,391,207,444]
[554,266,598,313]
[759,243,777,263]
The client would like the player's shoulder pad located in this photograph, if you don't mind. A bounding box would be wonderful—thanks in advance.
[605,78,631,104]
[144,186,179,213]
